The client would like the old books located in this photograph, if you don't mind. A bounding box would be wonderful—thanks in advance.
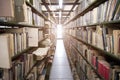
[0,0,14,17]
[113,30,120,57]
[26,28,38,47]
[4,28,27,56]
[14,0,28,22]
[33,47,49,60]
[0,34,14,69]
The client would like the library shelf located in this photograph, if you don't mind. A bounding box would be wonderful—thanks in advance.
[76,62,90,80]
[24,57,47,79]
[24,38,55,79]
[26,1,55,24]
[64,39,90,80]
[71,20,120,28]
[12,37,49,61]
[26,1,48,21]
[12,47,31,61]
[0,21,43,28]
[71,42,104,80]
[64,45,80,80]
[37,62,46,80]
[64,0,107,25]
[69,34,120,65]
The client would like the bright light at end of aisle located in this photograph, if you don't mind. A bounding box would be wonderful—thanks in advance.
[57,24,63,38]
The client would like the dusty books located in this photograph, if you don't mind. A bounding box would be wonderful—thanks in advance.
[26,28,39,47]
[113,30,120,57]
[0,34,14,69]
[4,28,27,56]
[0,0,14,17]
[14,0,28,22]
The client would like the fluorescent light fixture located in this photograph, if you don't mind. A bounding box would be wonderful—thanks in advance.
[59,0,63,9]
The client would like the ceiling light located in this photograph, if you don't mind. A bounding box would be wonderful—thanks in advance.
[59,0,63,9]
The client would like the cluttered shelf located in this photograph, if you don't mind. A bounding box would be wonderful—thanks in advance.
[24,56,47,79]
[64,0,107,25]
[25,1,48,21]
[71,42,104,80]
[12,36,49,61]
[26,1,55,24]
[68,34,120,65]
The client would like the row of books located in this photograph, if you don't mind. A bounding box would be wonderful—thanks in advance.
[65,38,102,80]
[65,35,100,79]
[26,67,37,80]
[69,0,96,20]
[67,26,120,58]
[0,27,45,69]
[27,0,42,13]
[0,53,35,80]
[0,45,49,80]
[4,28,27,55]
[66,0,120,28]
[64,38,80,80]
[0,0,44,27]
[69,37,120,80]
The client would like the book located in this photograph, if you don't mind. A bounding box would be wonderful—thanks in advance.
[33,47,49,60]
[26,67,37,80]
[96,26,104,50]
[38,30,44,42]
[27,6,33,24]
[92,8,98,24]
[0,0,14,17]
[26,28,39,47]
[25,54,34,75]
[5,28,27,55]
[14,0,28,23]
[113,1,120,20]
[112,66,120,80]
[112,0,120,20]
[113,30,120,57]
[0,34,14,69]
[108,0,117,21]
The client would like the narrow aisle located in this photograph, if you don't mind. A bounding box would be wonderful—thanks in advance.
[49,40,73,80]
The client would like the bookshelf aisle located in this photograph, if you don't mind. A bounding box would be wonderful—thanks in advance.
[0,0,56,80]
[64,0,120,80]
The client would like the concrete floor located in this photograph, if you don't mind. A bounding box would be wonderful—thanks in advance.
[49,40,73,80]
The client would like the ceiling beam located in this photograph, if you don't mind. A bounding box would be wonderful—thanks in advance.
[55,14,68,16]
[41,0,56,23]
[54,16,70,18]
[41,0,53,16]
[43,10,73,12]
[63,0,79,24]
[41,3,80,5]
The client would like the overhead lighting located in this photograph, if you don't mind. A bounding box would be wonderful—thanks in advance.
[59,0,63,9]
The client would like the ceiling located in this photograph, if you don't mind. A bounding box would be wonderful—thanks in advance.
[41,0,79,24]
